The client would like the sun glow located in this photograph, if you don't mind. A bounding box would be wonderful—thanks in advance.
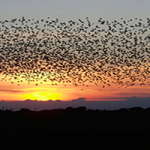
[23,92,62,101]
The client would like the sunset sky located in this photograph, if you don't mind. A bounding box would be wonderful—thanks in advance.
[0,0,150,101]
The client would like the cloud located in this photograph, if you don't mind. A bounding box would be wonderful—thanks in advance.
[0,89,24,93]
[116,92,150,97]
[71,97,87,101]
[1,96,150,111]
[88,97,126,101]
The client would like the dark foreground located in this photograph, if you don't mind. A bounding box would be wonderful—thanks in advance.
[1,108,150,149]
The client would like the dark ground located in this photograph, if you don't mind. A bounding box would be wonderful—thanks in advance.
[1,108,150,149]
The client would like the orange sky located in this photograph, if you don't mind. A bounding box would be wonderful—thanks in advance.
[0,61,150,101]
[0,73,150,101]
[0,17,150,101]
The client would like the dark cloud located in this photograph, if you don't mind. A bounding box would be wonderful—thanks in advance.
[71,97,87,101]
[1,96,150,111]
[116,92,150,97]
[0,89,24,93]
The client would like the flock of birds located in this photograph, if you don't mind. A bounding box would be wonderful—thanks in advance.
[0,17,150,89]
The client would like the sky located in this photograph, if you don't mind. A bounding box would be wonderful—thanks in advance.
[0,0,150,102]
[0,0,150,21]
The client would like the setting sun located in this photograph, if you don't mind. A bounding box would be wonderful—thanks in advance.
[23,92,63,101]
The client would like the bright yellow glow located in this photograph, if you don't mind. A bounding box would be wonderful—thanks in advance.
[23,92,62,101]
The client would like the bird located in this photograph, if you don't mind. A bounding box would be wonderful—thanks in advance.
[0,16,150,89]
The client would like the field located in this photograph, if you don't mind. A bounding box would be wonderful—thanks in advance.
[0,109,150,149]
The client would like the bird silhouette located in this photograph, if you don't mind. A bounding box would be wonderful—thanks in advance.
[0,17,150,89]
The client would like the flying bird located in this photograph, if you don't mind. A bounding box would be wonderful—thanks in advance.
[0,17,150,89]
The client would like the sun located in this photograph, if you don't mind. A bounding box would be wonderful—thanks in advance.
[23,92,62,101]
